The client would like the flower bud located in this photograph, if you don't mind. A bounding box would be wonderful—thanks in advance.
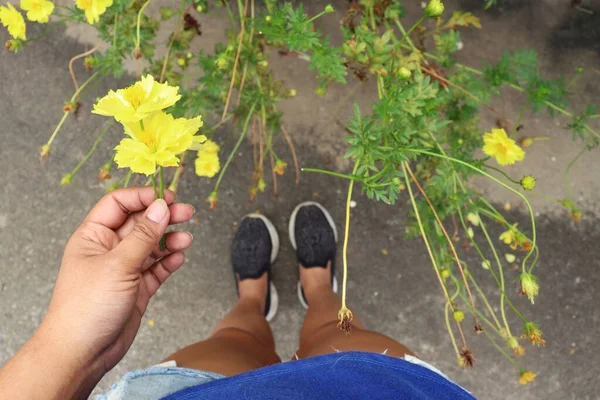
[5,39,23,52]
[84,56,96,71]
[177,58,187,67]
[196,4,204,13]
[61,173,73,185]
[576,67,583,74]
[520,175,536,191]
[258,177,266,192]
[519,136,534,147]
[274,159,287,175]
[132,47,142,60]
[507,336,519,350]
[288,88,297,97]
[207,191,218,209]
[572,209,582,223]
[425,0,444,18]
[453,309,465,322]
[98,161,112,181]
[505,253,516,263]
[466,212,480,226]
[440,268,451,280]
[40,144,50,162]
[258,60,269,68]
[265,15,271,22]
[519,272,539,304]
[325,4,334,13]
[397,67,411,81]
[63,102,74,112]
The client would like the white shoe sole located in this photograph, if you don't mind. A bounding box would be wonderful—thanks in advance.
[288,202,338,309]
[245,214,279,322]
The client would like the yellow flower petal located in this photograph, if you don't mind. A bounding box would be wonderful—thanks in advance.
[482,128,525,166]
[115,111,203,175]
[93,75,181,122]
[0,3,26,40]
[195,151,220,178]
[20,0,54,23]
[75,0,112,24]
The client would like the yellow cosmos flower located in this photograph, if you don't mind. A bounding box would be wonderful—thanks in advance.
[114,112,204,175]
[199,139,220,154]
[195,152,220,178]
[0,3,26,40]
[93,75,181,123]
[20,0,54,23]
[483,128,525,166]
[75,0,112,24]
[519,370,537,385]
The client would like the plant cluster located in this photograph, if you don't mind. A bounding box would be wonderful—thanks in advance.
[3,0,599,385]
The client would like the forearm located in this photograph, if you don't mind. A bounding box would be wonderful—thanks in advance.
[0,323,105,400]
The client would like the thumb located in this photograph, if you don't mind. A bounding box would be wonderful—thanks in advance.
[111,199,170,269]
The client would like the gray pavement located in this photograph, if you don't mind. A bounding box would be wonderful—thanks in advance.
[2,1,600,399]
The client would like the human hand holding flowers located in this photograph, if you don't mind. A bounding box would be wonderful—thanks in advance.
[0,187,195,399]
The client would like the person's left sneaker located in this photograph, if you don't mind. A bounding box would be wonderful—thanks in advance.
[231,214,279,322]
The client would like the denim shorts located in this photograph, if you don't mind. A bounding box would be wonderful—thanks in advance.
[94,354,466,400]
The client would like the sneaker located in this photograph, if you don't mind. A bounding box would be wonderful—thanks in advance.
[231,214,279,321]
[288,202,338,309]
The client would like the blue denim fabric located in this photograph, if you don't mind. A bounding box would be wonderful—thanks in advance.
[93,362,225,400]
[162,352,474,400]
[97,352,474,400]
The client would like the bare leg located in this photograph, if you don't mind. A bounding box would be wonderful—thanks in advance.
[296,264,415,359]
[165,274,281,376]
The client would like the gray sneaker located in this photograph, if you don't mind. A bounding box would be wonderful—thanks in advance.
[288,202,338,309]
[231,214,279,321]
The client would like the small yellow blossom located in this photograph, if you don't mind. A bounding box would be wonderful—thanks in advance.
[195,151,220,178]
[114,112,204,175]
[519,370,537,385]
[75,0,112,24]
[20,0,54,23]
[0,3,26,40]
[505,253,516,263]
[499,229,516,245]
[466,212,480,226]
[453,310,464,322]
[483,128,525,166]
[199,139,220,154]
[93,75,181,122]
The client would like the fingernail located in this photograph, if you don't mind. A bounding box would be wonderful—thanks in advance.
[190,205,196,215]
[186,232,194,241]
[147,199,168,223]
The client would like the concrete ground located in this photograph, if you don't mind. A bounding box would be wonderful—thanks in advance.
[1,0,599,399]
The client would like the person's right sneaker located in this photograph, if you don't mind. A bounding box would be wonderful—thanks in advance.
[288,202,338,308]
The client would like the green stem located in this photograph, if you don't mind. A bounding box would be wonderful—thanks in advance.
[135,0,152,49]
[123,170,132,188]
[139,119,145,131]
[483,164,521,185]
[395,17,424,51]
[67,122,112,177]
[46,72,99,147]
[113,12,118,48]
[478,215,512,337]
[402,162,453,306]
[151,174,159,198]
[564,147,586,201]
[223,0,237,32]
[483,330,521,369]
[168,151,188,193]
[407,148,537,271]
[340,161,360,310]
[158,166,166,249]
[444,301,461,360]
[213,101,257,194]
[306,9,328,24]
[301,167,363,182]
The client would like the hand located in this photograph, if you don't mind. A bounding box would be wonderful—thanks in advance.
[41,187,195,379]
